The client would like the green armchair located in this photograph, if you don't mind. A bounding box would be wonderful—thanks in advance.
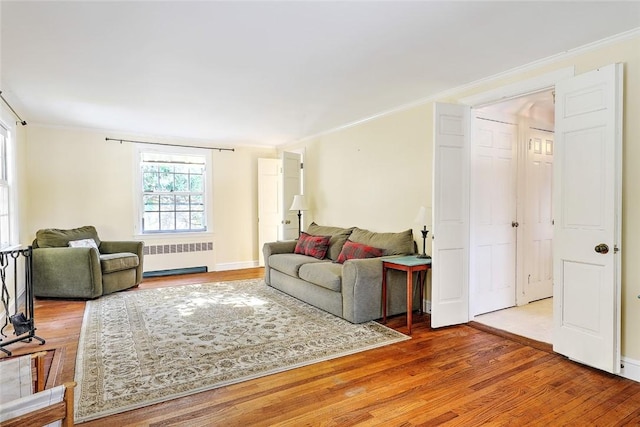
[32,226,144,299]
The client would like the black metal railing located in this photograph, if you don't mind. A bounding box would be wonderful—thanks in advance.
[0,246,45,356]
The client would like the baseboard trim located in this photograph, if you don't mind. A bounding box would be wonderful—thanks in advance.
[215,261,260,272]
[621,356,640,383]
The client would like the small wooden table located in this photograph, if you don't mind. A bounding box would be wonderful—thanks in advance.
[382,256,432,334]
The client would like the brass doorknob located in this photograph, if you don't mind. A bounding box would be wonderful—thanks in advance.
[594,243,609,254]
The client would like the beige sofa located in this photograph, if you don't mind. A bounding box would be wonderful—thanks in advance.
[263,223,420,323]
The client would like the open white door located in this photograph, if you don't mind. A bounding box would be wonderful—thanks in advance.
[281,151,301,240]
[431,103,471,328]
[258,158,280,266]
[553,63,623,373]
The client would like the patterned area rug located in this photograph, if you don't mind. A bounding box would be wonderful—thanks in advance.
[74,279,409,422]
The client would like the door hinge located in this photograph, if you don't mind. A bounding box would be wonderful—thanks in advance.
[300,162,304,169]
[528,139,532,150]
[614,245,620,254]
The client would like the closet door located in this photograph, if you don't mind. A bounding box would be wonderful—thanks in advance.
[470,118,517,316]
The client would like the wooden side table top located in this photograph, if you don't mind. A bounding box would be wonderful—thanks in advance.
[382,255,432,268]
[381,255,431,334]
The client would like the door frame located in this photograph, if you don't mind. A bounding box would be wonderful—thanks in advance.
[458,67,574,320]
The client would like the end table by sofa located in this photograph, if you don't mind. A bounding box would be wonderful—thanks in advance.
[382,255,432,334]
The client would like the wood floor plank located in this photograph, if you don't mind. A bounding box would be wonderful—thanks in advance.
[3,267,640,426]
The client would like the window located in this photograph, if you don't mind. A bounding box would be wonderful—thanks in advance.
[137,147,211,234]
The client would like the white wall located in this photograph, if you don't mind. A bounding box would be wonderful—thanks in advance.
[22,125,276,272]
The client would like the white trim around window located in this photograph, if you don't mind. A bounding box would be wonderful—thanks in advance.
[133,144,214,238]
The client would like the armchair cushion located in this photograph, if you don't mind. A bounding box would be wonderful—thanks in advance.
[100,252,139,274]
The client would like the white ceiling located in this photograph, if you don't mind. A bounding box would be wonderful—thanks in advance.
[1,1,639,147]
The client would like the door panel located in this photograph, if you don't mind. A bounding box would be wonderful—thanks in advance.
[431,103,470,328]
[553,63,622,374]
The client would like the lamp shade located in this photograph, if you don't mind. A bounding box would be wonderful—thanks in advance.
[414,206,427,224]
[290,195,309,211]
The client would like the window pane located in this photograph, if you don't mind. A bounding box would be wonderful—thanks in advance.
[174,173,189,191]
[143,194,159,212]
[158,166,174,191]
[175,212,190,230]
[143,212,159,231]
[176,195,190,211]
[160,212,175,230]
[190,175,203,192]
[191,195,204,211]
[191,212,204,229]
[160,195,175,211]
[142,166,158,192]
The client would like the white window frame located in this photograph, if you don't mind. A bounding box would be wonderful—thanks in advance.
[0,126,9,249]
[134,144,213,237]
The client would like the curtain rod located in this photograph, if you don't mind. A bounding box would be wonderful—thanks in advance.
[0,91,27,126]
[105,137,234,152]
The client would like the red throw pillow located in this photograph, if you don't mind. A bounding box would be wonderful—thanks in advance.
[294,232,331,259]
[336,240,383,264]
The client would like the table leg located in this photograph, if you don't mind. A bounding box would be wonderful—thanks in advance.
[382,265,388,323]
[407,270,413,335]
[418,270,424,315]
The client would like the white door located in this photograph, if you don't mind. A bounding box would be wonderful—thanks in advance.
[553,63,623,374]
[257,158,280,266]
[281,151,301,240]
[470,117,518,315]
[431,103,471,328]
[524,130,554,302]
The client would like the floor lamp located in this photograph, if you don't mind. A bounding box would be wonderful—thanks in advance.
[290,195,309,237]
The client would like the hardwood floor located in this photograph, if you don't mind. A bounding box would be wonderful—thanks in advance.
[4,268,640,426]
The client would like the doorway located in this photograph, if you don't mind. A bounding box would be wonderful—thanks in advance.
[471,90,555,344]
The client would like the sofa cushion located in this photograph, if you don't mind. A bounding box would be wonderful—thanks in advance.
[294,232,331,259]
[307,222,354,261]
[298,262,342,292]
[336,240,384,264]
[268,253,326,278]
[35,226,102,248]
[349,227,414,256]
[100,252,139,274]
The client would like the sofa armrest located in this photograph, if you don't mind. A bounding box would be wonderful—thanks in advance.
[33,247,102,299]
[99,241,145,285]
[262,240,297,285]
[341,257,384,323]
[263,240,297,256]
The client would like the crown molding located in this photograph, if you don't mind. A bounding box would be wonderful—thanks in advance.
[289,27,640,146]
